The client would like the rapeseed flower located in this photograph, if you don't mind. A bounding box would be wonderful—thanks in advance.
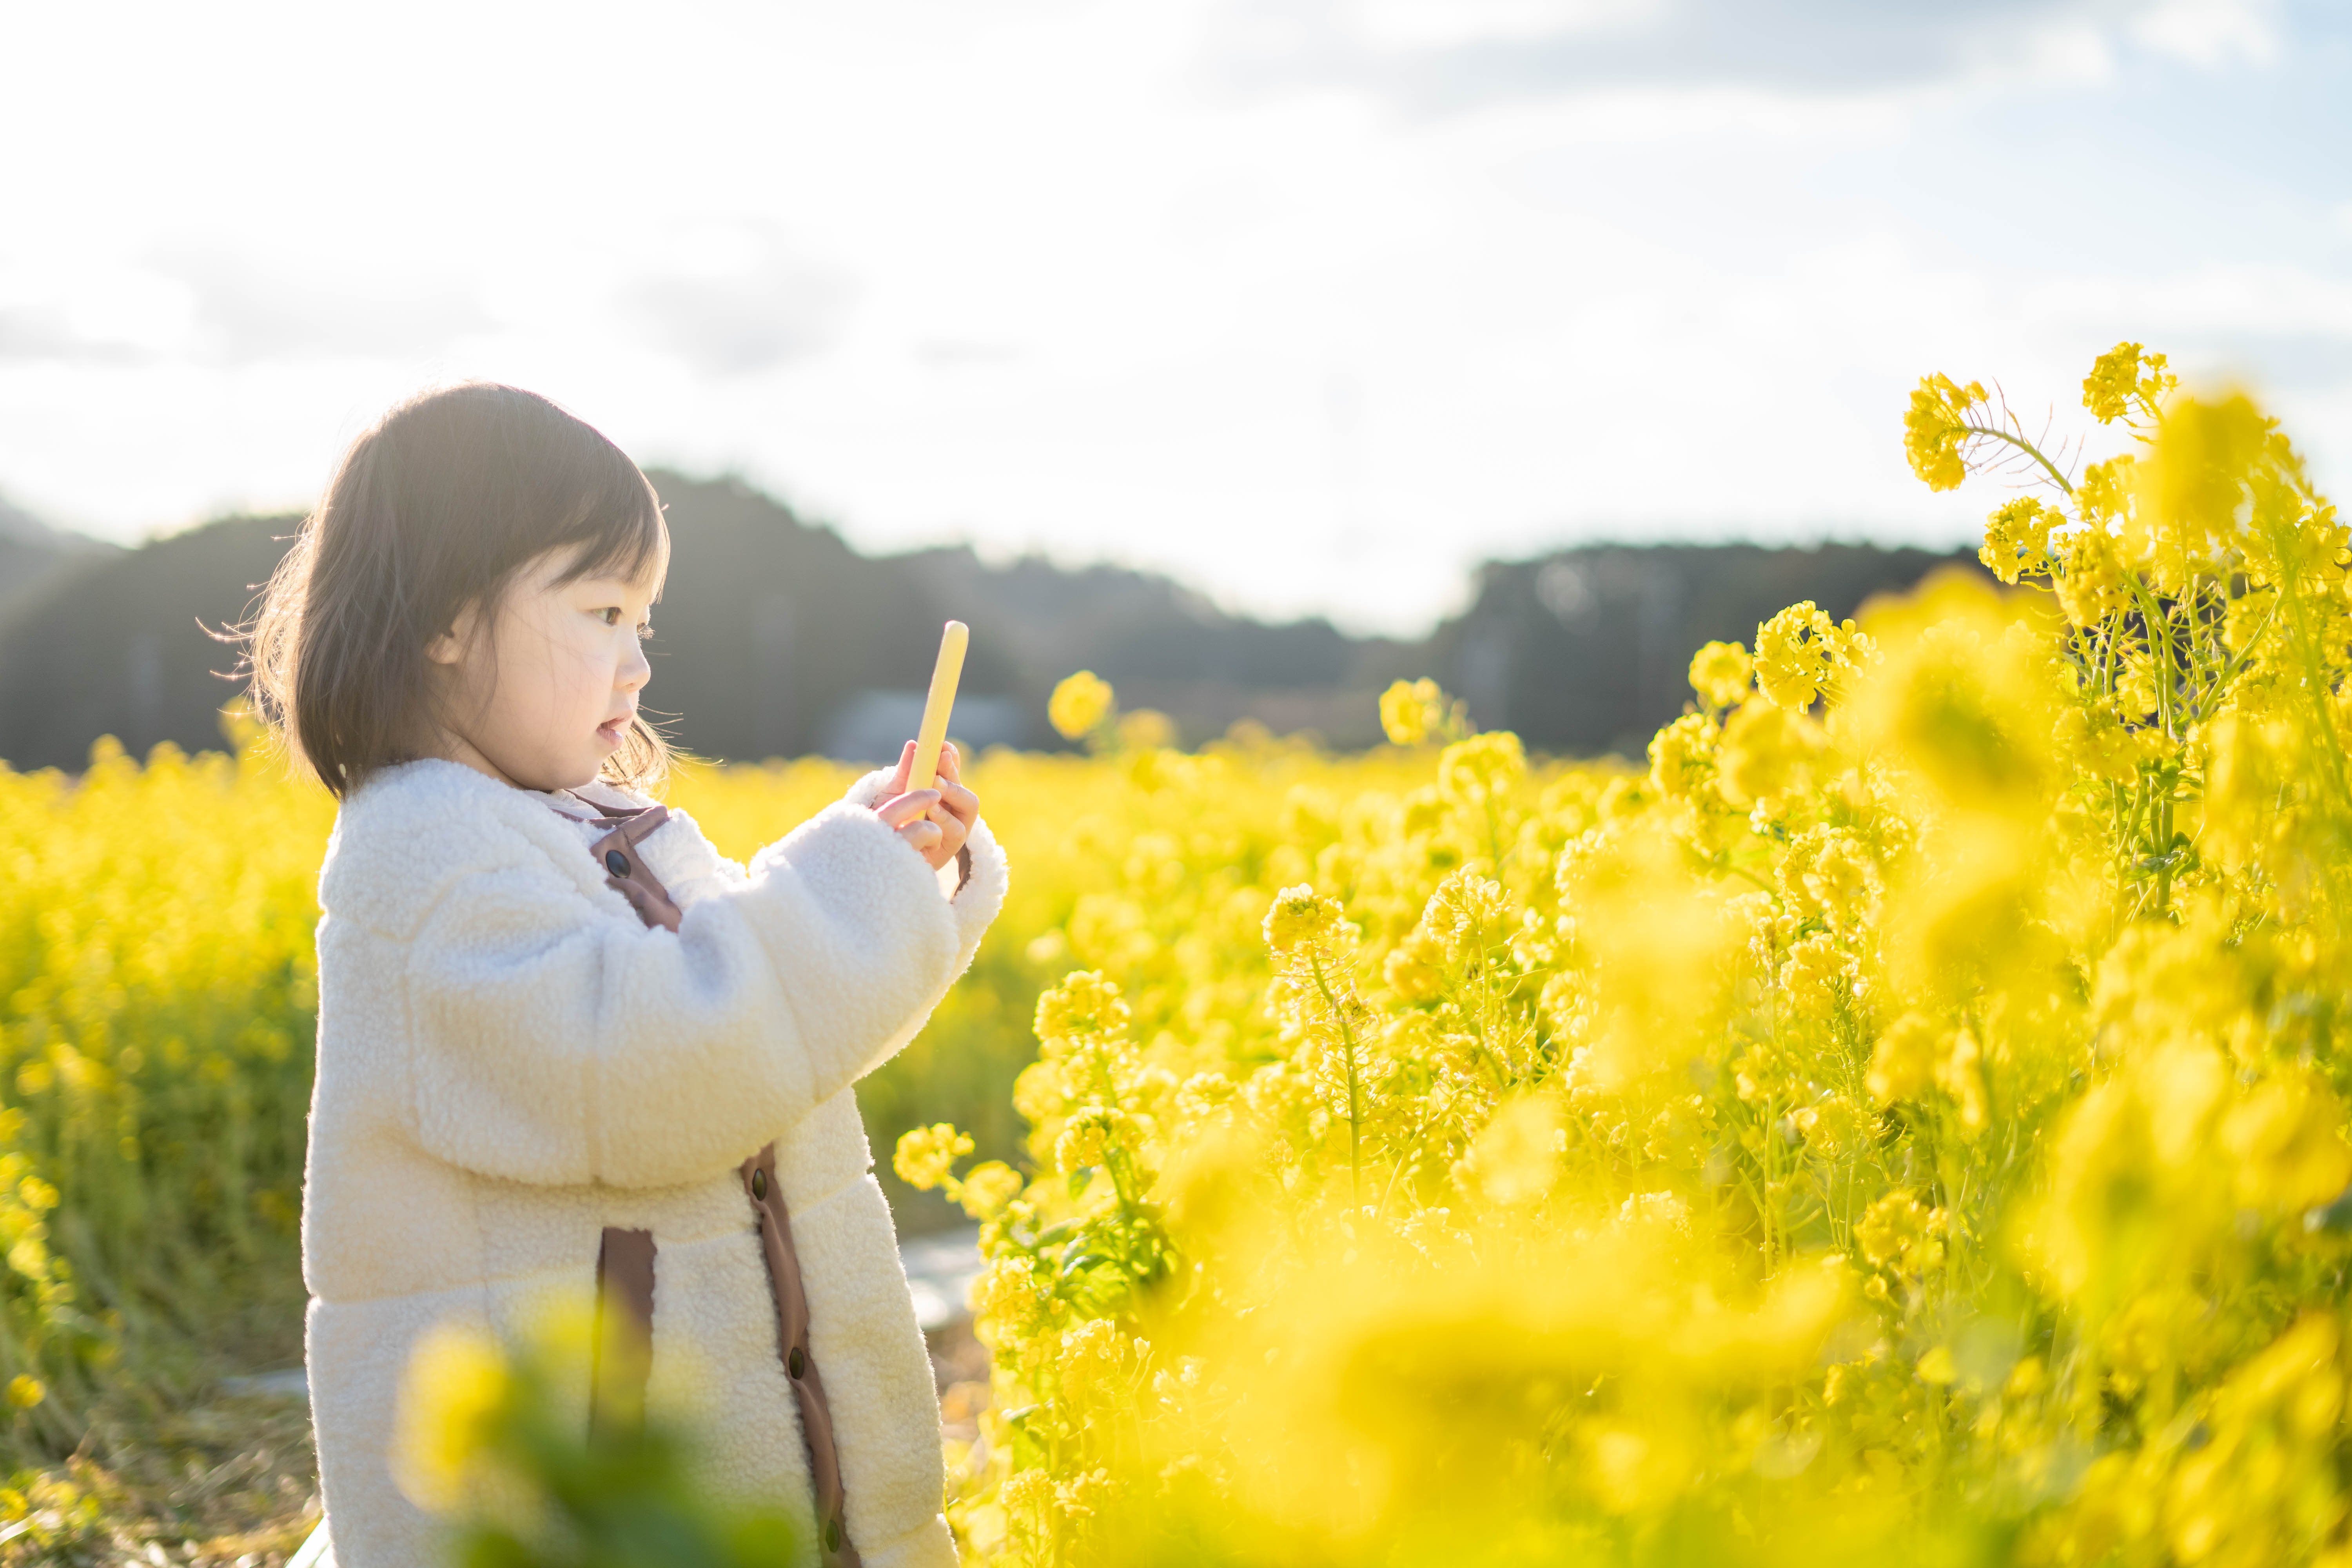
[894,1123,976,1191]
[1378,678,1446,746]
[2082,340,2176,426]
[1049,670,1116,741]
[1687,641,1754,710]
[1904,372,1989,492]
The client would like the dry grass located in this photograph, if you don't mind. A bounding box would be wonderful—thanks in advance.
[3,1387,319,1567]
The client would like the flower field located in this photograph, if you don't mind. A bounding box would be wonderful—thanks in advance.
[9,342,2352,1565]
[894,347,2352,1567]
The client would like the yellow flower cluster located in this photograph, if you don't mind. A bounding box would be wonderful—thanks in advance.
[1047,671,1116,743]
[900,345,2352,1567]
[1752,600,1876,710]
[1902,370,1989,492]
[1377,678,1462,746]
[1687,640,1755,710]
[2082,339,2178,427]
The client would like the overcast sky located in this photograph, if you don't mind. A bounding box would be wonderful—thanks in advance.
[2,0,2347,632]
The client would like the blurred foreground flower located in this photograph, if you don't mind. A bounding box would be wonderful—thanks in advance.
[395,1310,799,1568]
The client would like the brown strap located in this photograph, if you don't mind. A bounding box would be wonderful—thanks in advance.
[573,804,665,1446]
[572,804,685,933]
[589,806,683,934]
[590,1226,655,1439]
[744,1142,862,1568]
[557,800,862,1561]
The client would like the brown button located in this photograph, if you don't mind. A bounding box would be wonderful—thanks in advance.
[751,1168,769,1200]
[789,1345,807,1379]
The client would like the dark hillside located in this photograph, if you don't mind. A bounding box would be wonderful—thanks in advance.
[632,472,1020,760]
[0,514,291,770]
[1427,542,1984,756]
[0,473,1985,770]
[900,547,1417,748]
[0,495,118,622]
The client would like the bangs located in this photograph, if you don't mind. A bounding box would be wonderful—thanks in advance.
[551,463,669,592]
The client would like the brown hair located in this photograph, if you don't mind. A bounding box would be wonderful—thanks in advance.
[247,383,670,797]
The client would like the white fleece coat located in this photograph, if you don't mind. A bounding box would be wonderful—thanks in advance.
[301,758,1005,1568]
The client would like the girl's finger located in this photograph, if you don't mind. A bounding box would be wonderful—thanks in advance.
[886,741,917,797]
[922,804,969,851]
[935,780,979,827]
[936,741,960,784]
[896,819,945,855]
[875,789,940,828]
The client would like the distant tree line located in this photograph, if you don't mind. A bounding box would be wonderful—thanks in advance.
[0,472,1981,771]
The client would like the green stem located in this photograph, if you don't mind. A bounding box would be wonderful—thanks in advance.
[2277,541,2352,829]
[1308,952,1365,1207]
[2156,788,2175,915]
[1958,421,2076,496]
[2203,592,2283,715]
[1376,1098,1441,1219]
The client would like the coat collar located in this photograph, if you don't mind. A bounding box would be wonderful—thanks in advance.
[348,758,729,910]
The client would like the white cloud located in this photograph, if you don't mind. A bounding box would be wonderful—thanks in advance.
[623,227,858,376]
[1204,0,2282,108]
[162,253,495,364]
[0,261,194,365]
[0,256,497,369]
[0,0,2339,633]
[1353,0,1661,51]
[2131,0,2279,65]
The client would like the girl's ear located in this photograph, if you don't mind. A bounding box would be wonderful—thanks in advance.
[425,601,481,666]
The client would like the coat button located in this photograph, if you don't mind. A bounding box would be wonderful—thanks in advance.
[605,849,630,877]
[824,1517,841,1553]
[751,1168,769,1200]
[789,1346,807,1379]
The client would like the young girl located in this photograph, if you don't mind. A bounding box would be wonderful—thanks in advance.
[252,384,1003,1568]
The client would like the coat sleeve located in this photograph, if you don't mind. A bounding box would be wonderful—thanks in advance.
[400,798,1006,1189]
[839,764,1005,980]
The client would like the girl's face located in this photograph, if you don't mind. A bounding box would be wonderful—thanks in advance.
[426,546,660,792]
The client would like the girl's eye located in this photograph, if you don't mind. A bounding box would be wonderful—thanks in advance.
[598,607,623,626]
[636,622,655,641]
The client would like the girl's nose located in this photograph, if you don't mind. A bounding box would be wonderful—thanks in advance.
[620,639,652,692]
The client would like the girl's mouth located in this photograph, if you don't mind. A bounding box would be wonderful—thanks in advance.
[596,718,628,746]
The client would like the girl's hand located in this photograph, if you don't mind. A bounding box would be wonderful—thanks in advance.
[873,741,979,872]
